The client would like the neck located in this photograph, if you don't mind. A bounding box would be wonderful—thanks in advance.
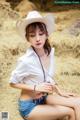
[32,46,46,57]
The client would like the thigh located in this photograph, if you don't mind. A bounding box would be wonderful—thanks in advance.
[26,105,72,120]
[46,94,80,107]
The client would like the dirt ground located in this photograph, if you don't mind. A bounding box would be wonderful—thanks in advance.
[0,1,80,120]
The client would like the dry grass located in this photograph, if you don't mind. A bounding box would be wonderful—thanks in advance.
[0,1,80,120]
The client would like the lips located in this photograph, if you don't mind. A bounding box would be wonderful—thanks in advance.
[36,43,41,45]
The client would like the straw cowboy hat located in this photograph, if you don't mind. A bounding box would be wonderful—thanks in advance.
[16,10,55,40]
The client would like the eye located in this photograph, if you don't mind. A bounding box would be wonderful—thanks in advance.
[29,34,35,37]
[39,32,44,36]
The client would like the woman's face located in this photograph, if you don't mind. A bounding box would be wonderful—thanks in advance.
[28,26,47,49]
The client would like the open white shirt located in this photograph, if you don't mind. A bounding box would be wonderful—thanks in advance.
[9,46,56,85]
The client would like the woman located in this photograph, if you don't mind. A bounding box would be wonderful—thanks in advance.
[9,11,80,120]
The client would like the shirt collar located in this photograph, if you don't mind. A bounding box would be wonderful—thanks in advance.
[26,46,36,57]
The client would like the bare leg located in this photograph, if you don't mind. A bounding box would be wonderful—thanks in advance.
[24,105,75,120]
[46,94,80,120]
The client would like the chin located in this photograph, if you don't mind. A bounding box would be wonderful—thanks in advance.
[35,45,44,49]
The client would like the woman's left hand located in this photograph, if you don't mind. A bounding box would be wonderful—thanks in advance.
[52,85,78,98]
[66,92,79,97]
[59,91,78,98]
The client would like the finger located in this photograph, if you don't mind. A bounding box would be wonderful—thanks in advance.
[62,94,70,98]
[44,83,52,86]
[44,87,53,91]
[68,94,77,97]
[43,85,53,90]
[69,94,76,97]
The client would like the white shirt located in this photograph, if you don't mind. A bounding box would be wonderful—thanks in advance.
[9,46,56,85]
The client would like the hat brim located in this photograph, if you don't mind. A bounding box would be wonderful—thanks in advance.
[16,14,55,40]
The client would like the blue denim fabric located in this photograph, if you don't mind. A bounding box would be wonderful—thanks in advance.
[18,95,47,118]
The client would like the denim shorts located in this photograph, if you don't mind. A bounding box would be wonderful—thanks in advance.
[18,95,47,119]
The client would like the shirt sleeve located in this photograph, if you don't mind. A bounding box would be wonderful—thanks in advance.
[9,59,29,84]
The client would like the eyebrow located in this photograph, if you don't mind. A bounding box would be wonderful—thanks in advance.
[29,31,35,34]
[29,30,44,34]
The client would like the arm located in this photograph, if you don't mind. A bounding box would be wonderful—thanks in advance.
[9,60,53,93]
[10,82,53,94]
[10,83,35,91]
[9,59,31,87]
[53,84,76,97]
[53,84,62,95]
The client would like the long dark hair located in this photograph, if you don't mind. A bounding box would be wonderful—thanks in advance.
[25,22,51,55]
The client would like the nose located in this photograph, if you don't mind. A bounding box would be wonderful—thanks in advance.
[36,34,40,42]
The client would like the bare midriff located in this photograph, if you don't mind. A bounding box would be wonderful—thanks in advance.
[20,89,45,100]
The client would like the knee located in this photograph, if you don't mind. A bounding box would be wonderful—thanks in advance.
[61,106,75,117]
[67,108,75,117]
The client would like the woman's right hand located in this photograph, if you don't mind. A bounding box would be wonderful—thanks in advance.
[35,82,53,93]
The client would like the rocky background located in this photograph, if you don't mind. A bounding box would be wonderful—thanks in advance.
[0,0,80,120]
